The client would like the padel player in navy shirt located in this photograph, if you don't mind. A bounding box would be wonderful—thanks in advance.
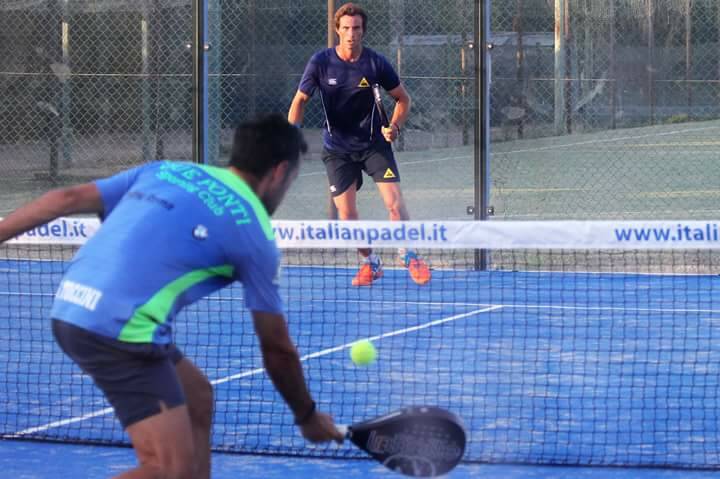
[288,2,430,286]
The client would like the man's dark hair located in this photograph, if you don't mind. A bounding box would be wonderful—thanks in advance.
[335,3,367,32]
[229,114,307,177]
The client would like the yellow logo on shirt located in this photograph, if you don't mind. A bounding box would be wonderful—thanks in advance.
[383,168,396,179]
[358,77,370,88]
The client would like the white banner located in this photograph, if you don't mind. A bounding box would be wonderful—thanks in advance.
[3,218,720,249]
[4,217,100,245]
[272,220,720,250]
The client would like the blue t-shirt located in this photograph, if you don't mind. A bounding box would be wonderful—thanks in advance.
[50,161,283,344]
[298,47,400,153]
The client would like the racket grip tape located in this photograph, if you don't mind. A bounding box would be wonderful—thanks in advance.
[337,424,350,438]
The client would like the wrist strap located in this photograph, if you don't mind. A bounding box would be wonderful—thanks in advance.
[294,400,316,425]
[391,123,401,134]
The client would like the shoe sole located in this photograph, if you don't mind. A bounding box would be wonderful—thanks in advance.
[352,269,384,286]
[409,261,431,285]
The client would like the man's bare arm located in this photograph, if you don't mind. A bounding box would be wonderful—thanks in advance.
[0,183,103,243]
[252,310,343,443]
[382,83,411,142]
[288,90,311,127]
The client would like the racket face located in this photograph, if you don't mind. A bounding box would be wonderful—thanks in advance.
[371,83,390,126]
[349,406,466,477]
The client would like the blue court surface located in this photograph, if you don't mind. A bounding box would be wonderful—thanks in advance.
[2,256,720,477]
[2,440,720,478]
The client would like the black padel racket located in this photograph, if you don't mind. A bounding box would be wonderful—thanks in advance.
[372,83,390,127]
[339,406,466,477]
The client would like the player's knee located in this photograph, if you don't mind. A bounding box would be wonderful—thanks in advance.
[140,453,195,479]
[170,444,197,479]
[383,197,403,218]
[386,204,402,218]
[337,206,359,220]
[188,379,214,428]
[166,464,196,479]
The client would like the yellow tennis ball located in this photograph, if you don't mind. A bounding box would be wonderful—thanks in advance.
[350,340,377,366]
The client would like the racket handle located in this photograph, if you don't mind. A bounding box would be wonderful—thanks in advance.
[337,424,350,438]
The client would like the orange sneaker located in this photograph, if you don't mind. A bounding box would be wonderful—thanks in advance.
[404,251,431,285]
[352,258,384,286]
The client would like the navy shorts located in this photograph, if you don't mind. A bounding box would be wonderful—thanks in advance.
[52,319,186,429]
[322,142,400,197]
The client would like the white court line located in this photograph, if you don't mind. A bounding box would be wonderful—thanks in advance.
[498,125,720,156]
[499,209,720,219]
[497,303,720,315]
[2,408,115,439]
[298,154,471,177]
[214,305,500,385]
[298,169,328,178]
[299,125,720,177]
[3,305,500,438]
[302,298,720,315]
[0,291,53,297]
[400,155,470,166]
[199,290,720,312]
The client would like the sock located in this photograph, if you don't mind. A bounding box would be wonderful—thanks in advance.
[365,253,380,266]
[402,250,418,267]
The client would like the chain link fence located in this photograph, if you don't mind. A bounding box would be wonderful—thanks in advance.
[490,0,720,219]
[3,1,719,220]
[211,0,477,219]
[208,0,474,149]
[0,0,476,221]
[0,0,193,215]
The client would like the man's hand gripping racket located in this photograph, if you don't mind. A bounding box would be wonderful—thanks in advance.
[372,83,399,143]
[338,406,466,477]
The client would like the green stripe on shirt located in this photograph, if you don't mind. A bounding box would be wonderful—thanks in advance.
[199,165,274,241]
[118,265,234,343]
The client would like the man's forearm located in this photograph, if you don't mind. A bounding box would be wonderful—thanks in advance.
[288,99,306,127]
[0,190,73,242]
[0,184,102,243]
[262,347,315,421]
[390,97,411,129]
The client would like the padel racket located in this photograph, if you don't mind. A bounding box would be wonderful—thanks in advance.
[372,83,390,127]
[339,406,466,477]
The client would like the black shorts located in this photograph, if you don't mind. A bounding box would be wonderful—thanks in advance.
[52,319,186,429]
[322,142,400,197]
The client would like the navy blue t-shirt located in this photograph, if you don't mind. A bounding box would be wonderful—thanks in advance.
[298,47,400,153]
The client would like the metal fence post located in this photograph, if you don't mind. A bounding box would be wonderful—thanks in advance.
[61,0,72,167]
[554,0,566,135]
[141,3,152,162]
[192,0,208,164]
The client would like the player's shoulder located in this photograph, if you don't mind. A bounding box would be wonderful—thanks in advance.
[362,47,389,62]
[205,168,277,249]
[224,217,279,267]
[129,160,199,187]
[131,159,192,176]
[309,48,335,65]
[360,47,395,73]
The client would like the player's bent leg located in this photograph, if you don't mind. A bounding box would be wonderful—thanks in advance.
[352,255,384,286]
[332,183,360,221]
[175,358,213,479]
[118,404,195,479]
[333,182,384,286]
[403,250,431,285]
[375,182,409,221]
[51,320,196,478]
[375,182,431,285]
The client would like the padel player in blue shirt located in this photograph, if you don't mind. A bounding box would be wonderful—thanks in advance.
[0,115,343,478]
[288,2,430,286]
